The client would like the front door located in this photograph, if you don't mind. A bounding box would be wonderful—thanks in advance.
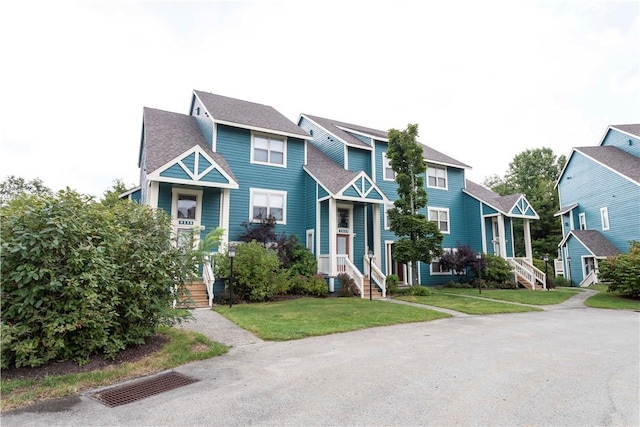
[337,234,349,272]
[172,189,202,248]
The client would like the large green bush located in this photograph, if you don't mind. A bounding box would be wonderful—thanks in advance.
[1,191,192,368]
[483,254,515,286]
[600,241,640,298]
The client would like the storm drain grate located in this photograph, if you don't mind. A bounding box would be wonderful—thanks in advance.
[91,372,200,407]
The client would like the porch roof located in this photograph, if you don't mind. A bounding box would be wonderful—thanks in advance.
[554,203,578,217]
[142,107,237,182]
[464,180,538,218]
[559,230,621,258]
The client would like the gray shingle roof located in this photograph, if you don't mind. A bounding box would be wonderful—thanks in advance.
[464,180,523,214]
[611,124,640,138]
[570,230,621,257]
[304,144,360,194]
[575,146,640,183]
[302,114,471,168]
[194,90,310,139]
[142,107,236,181]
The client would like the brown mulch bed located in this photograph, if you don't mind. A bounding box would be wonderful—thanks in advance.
[1,334,169,382]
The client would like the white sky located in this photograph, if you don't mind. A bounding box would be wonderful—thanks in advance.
[1,0,638,198]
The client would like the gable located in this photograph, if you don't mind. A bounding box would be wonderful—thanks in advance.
[149,146,239,189]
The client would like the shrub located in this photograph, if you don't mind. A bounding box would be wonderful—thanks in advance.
[336,273,359,297]
[290,274,327,297]
[554,275,572,287]
[600,241,640,298]
[385,274,400,295]
[397,285,432,296]
[1,191,191,368]
[483,254,514,286]
[214,241,289,302]
[278,235,317,277]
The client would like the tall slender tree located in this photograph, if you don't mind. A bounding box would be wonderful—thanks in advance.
[386,124,443,286]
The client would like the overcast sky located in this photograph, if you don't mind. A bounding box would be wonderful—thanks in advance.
[1,0,638,198]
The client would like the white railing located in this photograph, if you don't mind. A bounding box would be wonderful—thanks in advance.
[364,256,386,298]
[338,254,365,297]
[318,255,330,275]
[203,254,216,307]
[580,269,599,287]
[509,258,546,290]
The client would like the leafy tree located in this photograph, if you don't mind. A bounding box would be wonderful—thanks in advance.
[438,244,480,283]
[239,215,280,245]
[1,190,194,368]
[484,148,566,257]
[600,241,640,298]
[101,178,131,207]
[0,175,51,207]
[386,124,444,285]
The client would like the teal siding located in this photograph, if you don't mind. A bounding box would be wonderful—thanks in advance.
[158,182,172,213]
[304,173,317,232]
[426,167,468,250]
[160,164,190,179]
[299,116,345,166]
[566,235,590,286]
[504,218,514,257]
[601,127,640,157]
[191,97,214,147]
[482,205,498,215]
[462,193,483,253]
[320,200,329,254]
[200,168,229,183]
[201,188,221,250]
[558,151,640,252]
[347,146,371,175]
[350,133,372,145]
[353,204,365,271]
[216,124,308,241]
[198,156,212,174]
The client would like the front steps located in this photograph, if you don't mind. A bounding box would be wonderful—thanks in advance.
[358,278,385,299]
[178,281,210,308]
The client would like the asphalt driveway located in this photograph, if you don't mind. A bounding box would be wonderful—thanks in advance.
[3,295,639,426]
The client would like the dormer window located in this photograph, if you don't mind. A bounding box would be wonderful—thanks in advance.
[252,134,286,167]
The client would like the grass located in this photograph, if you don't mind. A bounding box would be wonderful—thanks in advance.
[0,326,228,412]
[214,297,451,340]
[584,285,640,310]
[434,287,582,305]
[396,293,542,315]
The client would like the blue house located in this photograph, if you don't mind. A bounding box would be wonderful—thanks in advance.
[554,124,640,286]
[128,90,544,304]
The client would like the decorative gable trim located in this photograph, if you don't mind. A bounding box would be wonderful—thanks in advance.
[508,195,539,218]
[337,173,389,203]
[148,145,239,189]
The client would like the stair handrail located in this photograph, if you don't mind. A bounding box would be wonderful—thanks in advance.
[517,258,546,290]
[364,255,386,298]
[203,253,216,307]
[338,255,364,297]
[579,269,598,287]
[508,258,546,290]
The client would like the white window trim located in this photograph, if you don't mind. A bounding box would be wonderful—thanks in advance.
[384,203,394,230]
[428,207,450,234]
[600,207,610,231]
[306,229,315,254]
[171,188,203,223]
[382,152,395,181]
[579,212,587,230]
[430,248,455,275]
[249,188,287,224]
[251,132,287,168]
[427,164,448,190]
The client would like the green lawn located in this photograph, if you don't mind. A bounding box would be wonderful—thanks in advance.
[584,285,640,310]
[214,297,450,340]
[434,287,582,305]
[396,293,542,315]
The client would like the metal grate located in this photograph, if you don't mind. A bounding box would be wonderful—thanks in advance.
[91,372,200,407]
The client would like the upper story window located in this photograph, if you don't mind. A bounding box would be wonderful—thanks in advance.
[429,207,449,233]
[382,152,395,181]
[579,212,587,230]
[250,188,286,224]
[252,134,286,167]
[427,165,447,189]
[600,207,610,231]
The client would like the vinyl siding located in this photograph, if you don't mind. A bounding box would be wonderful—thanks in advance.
[299,116,345,166]
[566,235,591,284]
[558,151,640,251]
[304,173,317,231]
[320,200,329,254]
[191,97,214,147]
[426,167,468,250]
[601,128,640,157]
[347,146,371,175]
[353,203,366,271]
[158,182,173,213]
[201,187,221,249]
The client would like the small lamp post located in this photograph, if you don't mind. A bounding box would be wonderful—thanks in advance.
[566,256,572,287]
[228,244,236,308]
[543,254,549,291]
[367,249,374,301]
[476,252,482,295]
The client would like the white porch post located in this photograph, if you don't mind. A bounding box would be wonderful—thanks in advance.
[148,181,159,208]
[523,218,533,260]
[220,188,231,249]
[328,197,337,276]
[372,204,381,263]
[497,215,507,258]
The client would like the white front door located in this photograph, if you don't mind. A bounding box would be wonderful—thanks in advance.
[172,188,203,248]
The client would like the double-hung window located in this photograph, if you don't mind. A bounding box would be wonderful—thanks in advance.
[250,189,286,223]
[600,207,610,231]
[427,165,447,189]
[252,134,285,166]
[382,153,395,181]
[431,248,453,275]
[429,208,449,233]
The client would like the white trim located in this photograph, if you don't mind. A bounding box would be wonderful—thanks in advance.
[600,207,610,231]
[430,248,455,276]
[371,138,377,182]
[428,207,450,234]
[382,152,395,181]
[221,188,231,248]
[578,212,587,230]
[427,164,448,190]
[214,118,312,140]
[383,203,393,230]
[249,188,287,224]
[251,132,287,168]
[343,145,349,170]
[306,229,315,254]
[171,188,203,222]
[299,114,372,149]
[148,181,159,208]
